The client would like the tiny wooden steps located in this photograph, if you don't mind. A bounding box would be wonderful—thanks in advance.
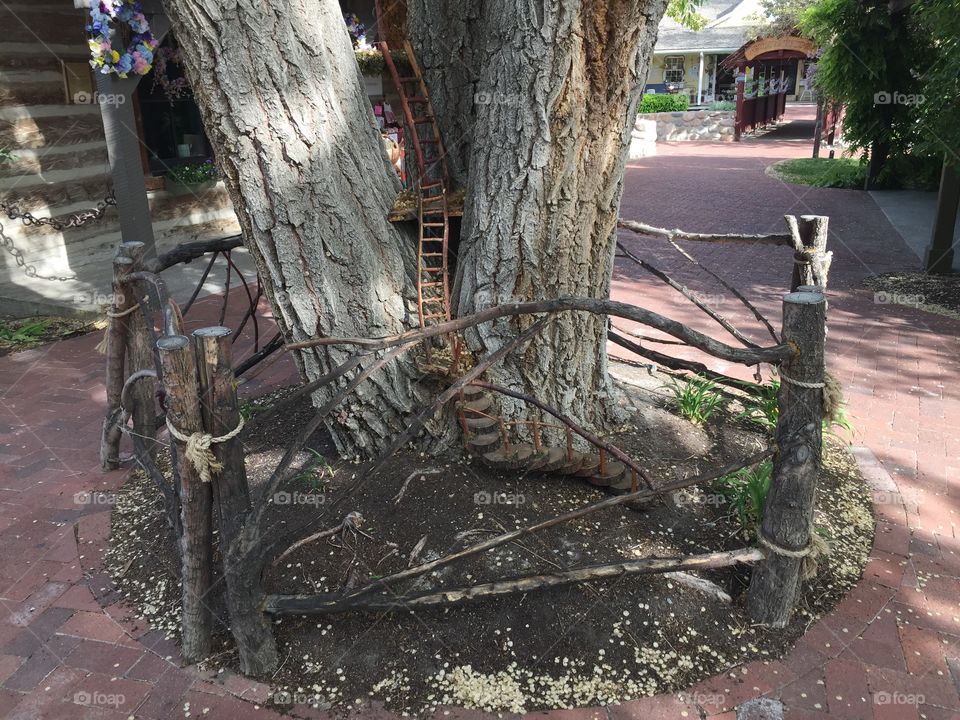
[375,17,453,332]
[458,385,639,495]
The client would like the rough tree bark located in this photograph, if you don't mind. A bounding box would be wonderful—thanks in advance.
[415,0,671,432]
[166,0,671,449]
[163,0,423,455]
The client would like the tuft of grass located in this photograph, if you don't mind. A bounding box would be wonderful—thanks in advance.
[0,319,51,344]
[296,448,335,490]
[662,374,724,424]
[737,379,779,432]
[712,460,773,538]
[738,376,856,447]
[770,157,865,189]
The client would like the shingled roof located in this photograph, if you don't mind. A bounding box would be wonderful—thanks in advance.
[654,0,765,53]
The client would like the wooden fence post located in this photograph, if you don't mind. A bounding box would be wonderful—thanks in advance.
[194,327,250,538]
[158,335,213,662]
[789,215,830,291]
[193,326,278,676]
[122,241,158,457]
[747,290,826,627]
[100,254,136,470]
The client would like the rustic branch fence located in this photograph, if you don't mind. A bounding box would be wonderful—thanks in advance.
[100,213,834,673]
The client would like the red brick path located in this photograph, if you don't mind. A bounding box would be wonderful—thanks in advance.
[2,111,958,718]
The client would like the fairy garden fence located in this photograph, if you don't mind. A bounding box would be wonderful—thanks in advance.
[98,213,835,673]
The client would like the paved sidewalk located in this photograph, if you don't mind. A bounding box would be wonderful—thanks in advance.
[1,117,959,719]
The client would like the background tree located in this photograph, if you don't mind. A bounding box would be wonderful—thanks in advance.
[800,0,937,189]
[165,0,672,451]
[747,0,818,39]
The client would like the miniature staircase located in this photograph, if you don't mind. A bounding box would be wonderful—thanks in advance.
[377,30,453,329]
[457,384,640,495]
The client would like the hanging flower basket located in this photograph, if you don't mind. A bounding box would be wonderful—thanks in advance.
[87,1,158,78]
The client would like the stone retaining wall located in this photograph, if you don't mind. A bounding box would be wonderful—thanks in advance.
[628,109,736,159]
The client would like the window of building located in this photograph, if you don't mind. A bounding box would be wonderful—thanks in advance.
[135,35,212,177]
[664,56,685,85]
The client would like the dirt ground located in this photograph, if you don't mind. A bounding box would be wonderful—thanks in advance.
[105,364,874,715]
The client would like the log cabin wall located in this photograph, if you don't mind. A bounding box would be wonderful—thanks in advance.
[0,0,240,318]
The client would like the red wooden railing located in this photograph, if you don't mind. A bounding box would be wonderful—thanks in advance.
[734,77,789,140]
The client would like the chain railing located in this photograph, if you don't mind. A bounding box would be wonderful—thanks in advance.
[0,193,117,281]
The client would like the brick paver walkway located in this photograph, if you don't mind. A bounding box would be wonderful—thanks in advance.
[2,109,958,719]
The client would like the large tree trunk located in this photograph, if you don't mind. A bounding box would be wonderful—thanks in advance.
[167,0,670,452]
[416,0,669,432]
[163,0,424,455]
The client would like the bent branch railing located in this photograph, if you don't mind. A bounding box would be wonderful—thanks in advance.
[100,211,834,674]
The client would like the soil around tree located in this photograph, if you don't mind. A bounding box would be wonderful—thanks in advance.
[105,364,874,716]
[863,271,960,320]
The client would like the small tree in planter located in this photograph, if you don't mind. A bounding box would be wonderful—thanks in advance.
[166,159,218,196]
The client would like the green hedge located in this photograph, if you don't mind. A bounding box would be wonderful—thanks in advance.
[638,94,689,114]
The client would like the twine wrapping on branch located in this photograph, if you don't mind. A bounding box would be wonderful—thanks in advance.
[778,370,844,422]
[758,529,830,581]
[95,300,142,354]
[166,416,245,483]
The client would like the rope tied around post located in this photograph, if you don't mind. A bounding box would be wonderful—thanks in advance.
[778,370,844,423]
[758,529,830,581]
[166,415,245,483]
[95,300,143,354]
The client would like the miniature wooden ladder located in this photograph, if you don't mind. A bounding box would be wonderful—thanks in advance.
[375,12,453,330]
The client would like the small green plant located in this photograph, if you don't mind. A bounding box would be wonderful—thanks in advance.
[638,93,689,114]
[296,448,335,490]
[738,377,856,447]
[662,374,724,424]
[738,379,780,433]
[238,401,256,422]
[166,159,218,185]
[825,403,855,445]
[0,147,13,164]
[0,319,50,343]
[712,460,773,538]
